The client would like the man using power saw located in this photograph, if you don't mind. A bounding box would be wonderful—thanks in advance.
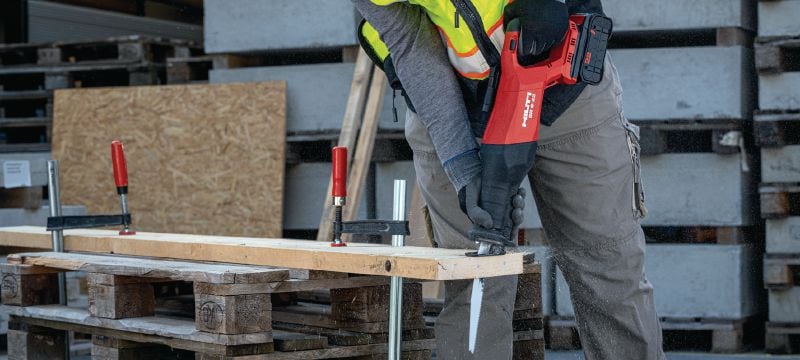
[352,0,665,358]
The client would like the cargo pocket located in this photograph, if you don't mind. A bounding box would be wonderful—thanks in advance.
[622,117,647,219]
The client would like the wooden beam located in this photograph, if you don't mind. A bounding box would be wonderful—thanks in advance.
[0,226,525,281]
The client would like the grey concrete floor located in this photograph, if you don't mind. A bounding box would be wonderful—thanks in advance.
[546,351,800,360]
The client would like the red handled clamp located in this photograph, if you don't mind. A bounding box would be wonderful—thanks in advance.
[331,146,348,247]
[112,140,136,235]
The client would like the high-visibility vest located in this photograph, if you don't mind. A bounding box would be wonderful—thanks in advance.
[359,0,510,81]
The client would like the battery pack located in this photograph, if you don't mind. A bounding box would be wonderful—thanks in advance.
[571,14,613,85]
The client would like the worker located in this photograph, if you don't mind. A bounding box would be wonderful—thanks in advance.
[351,0,664,359]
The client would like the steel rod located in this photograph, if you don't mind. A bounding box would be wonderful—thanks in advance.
[388,179,406,360]
[47,160,70,360]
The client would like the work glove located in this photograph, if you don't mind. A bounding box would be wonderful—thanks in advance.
[504,0,570,66]
[459,177,527,242]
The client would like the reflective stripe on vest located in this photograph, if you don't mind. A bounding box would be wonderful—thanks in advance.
[366,0,509,80]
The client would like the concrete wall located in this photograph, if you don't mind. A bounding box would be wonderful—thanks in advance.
[759,0,800,38]
[604,0,755,32]
[0,152,50,188]
[210,64,406,134]
[762,146,800,183]
[284,163,367,230]
[759,72,800,112]
[611,47,754,122]
[555,244,763,319]
[204,0,358,54]
[28,0,201,43]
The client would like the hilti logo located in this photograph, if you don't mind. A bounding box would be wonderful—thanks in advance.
[522,91,536,128]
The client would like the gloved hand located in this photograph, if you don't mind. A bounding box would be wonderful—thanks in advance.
[458,176,493,229]
[504,0,569,65]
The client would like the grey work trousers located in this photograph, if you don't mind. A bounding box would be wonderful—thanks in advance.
[406,56,665,360]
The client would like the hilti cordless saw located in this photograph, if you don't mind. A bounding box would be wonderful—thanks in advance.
[470,14,612,256]
[467,13,612,353]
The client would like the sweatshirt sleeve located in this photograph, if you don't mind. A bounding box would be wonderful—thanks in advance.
[351,0,481,191]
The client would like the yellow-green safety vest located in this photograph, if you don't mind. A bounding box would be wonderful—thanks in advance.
[359,0,511,80]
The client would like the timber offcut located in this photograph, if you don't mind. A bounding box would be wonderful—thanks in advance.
[0,226,526,281]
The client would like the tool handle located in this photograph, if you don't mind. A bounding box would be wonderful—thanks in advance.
[332,146,347,198]
[111,140,129,190]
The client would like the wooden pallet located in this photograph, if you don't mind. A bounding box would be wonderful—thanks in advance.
[0,252,437,359]
[632,122,745,156]
[642,226,755,245]
[0,35,197,68]
[766,322,800,354]
[548,316,763,353]
[756,37,800,74]
[760,183,800,219]
[755,111,800,147]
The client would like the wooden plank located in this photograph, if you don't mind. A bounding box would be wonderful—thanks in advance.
[769,287,800,323]
[604,0,755,32]
[759,0,800,39]
[3,305,272,347]
[194,276,389,296]
[8,252,290,284]
[273,303,425,334]
[760,72,800,111]
[52,82,286,238]
[766,217,800,254]
[0,227,527,280]
[317,50,373,242]
[272,330,327,352]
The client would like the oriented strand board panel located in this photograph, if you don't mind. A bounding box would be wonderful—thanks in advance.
[52,82,286,237]
[611,47,754,122]
[604,0,755,32]
[759,0,800,38]
[210,64,407,133]
[204,0,358,54]
[762,146,800,183]
[760,73,800,111]
[0,227,525,281]
[556,244,762,319]
[641,153,754,226]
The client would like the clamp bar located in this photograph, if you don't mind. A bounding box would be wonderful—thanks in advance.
[47,214,132,231]
[341,220,409,236]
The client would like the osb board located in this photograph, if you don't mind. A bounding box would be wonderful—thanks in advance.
[52,82,286,237]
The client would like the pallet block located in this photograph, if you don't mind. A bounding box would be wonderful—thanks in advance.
[556,244,762,319]
[209,64,406,133]
[611,46,754,122]
[759,0,800,39]
[8,322,67,360]
[204,0,358,54]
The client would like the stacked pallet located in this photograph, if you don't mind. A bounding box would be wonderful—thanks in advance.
[1,252,436,359]
[548,0,764,353]
[755,0,800,354]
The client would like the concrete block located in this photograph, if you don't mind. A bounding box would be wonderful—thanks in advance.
[374,162,543,229]
[519,246,554,316]
[210,64,406,134]
[204,0,358,54]
[604,0,755,32]
[611,47,754,122]
[641,153,754,226]
[766,217,800,255]
[0,153,50,188]
[762,146,800,183]
[28,0,201,43]
[759,0,800,38]
[556,244,763,319]
[284,163,366,230]
[760,72,800,111]
[0,206,86,227]
[769,287,800,322]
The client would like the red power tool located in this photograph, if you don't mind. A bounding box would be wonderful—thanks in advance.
[470,14,612,254]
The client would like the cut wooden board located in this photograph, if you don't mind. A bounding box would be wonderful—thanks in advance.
[0,227,525,281]
[52,82,286,238]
